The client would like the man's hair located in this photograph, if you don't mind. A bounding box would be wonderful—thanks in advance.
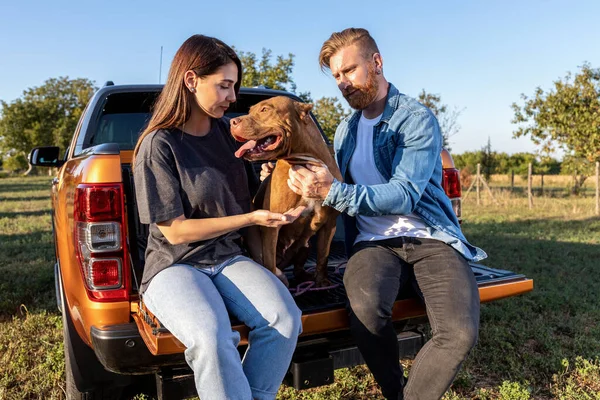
[319,28,380,72]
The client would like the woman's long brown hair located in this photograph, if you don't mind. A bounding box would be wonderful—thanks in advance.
[132,34,242,165]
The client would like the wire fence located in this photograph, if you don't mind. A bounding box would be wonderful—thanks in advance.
[463,162,600,215]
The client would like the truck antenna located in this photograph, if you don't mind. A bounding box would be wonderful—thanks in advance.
[159,46,163,84]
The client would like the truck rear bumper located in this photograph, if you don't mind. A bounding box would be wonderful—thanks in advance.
[154,330,425,398]
[91,323,186,374]
[91,322,424,383]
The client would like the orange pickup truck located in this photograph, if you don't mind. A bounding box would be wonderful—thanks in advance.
[29,83,533,400]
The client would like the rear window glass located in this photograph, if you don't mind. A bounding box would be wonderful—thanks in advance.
[86,91,287,150]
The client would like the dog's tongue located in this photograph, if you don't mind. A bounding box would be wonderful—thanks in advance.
[234,140,257,158]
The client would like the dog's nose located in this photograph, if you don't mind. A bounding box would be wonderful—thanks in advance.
[230,117,240,126]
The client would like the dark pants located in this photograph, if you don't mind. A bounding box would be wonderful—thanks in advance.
[343,237,480,400]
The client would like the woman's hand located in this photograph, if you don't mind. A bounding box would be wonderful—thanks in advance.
[260,161,275,182]
[249,206,306,227]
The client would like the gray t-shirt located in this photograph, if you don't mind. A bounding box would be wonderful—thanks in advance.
[133,118,256,293]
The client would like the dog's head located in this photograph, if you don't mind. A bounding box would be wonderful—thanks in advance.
[230,96,313,161]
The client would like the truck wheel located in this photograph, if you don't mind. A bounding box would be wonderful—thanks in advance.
[60,269,127,399]
[64,329,124,400]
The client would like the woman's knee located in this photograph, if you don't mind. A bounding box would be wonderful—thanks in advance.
[185,328,241,360]
[279,303,303,338]
[262,300,303,339]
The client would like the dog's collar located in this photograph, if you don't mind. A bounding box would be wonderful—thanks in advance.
[281,154,323,167]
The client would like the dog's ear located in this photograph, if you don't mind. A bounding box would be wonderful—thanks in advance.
[294,101,314,124]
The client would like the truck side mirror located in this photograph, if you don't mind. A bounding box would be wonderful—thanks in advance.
[29,146,64,168]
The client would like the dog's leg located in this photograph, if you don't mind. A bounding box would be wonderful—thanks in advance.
[261,226,288,287]
[275,223,315,283]
[314,217,337,287]
[291,245,314,284]
[260,226,278,273]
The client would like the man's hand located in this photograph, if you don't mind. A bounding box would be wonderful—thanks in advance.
[287,163,334,200]
[260,161,275,182]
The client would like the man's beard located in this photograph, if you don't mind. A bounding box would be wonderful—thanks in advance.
[342,66,379,110]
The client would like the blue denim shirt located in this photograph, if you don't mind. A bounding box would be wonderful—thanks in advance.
[323,83,487,262]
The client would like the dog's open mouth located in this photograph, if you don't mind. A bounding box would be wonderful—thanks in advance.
[234,134,283,159]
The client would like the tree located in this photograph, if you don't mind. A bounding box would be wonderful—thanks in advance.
[494,152,512,174]
[561,155,594,195]
[417,89,463,149]
[480,137,496,181]
[238,48,296,92]
[0,77,96,170]
[3,153,28,173]
[511,63,600,190]
[237,48,312,104]
[537,156,561,175]
[311,97,350,142]
[453,150,483,172]
[509,152,539,179]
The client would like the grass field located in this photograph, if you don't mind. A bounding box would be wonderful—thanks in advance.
[1,176,599,399]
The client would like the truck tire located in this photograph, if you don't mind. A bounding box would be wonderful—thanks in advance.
[63,316,124,400]
[65,343,123,400]
[59,270,128,399]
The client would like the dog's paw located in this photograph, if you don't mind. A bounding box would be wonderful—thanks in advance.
[294,268,316,283]
[315,275,332,288]
[274,267,290,288]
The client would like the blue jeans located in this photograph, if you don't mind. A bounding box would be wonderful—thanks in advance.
[143,255,303,400]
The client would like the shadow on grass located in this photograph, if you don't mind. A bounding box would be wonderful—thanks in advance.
[459,216,600,393]
[0,182,52,193]
[0,231,56,318]
[0,210,51,219]
[0,196,51,202]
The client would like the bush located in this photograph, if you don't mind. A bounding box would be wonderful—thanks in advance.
[497,381,531,400]
[460,165,473,189]
[552,357,600,399]
[3,153,28,173]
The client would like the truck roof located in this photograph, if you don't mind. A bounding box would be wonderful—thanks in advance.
[93,83,299,98]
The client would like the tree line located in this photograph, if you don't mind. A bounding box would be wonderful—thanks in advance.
[1,51,599,189]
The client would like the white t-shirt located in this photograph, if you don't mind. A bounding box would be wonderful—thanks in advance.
[348,113,433,244]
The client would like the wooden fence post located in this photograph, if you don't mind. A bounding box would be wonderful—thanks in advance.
[528,163,534,209]
[596,161,600,215]
[510,170,514,192]
[477,163,481,206]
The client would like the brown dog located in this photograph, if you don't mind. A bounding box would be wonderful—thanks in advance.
[230,96,342,287]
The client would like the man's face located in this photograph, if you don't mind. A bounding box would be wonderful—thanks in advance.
[329,44,379,110]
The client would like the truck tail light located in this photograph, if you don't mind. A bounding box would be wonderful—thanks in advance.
[88,258,122,288]
[74,184,130,302]
[442,168,462,219]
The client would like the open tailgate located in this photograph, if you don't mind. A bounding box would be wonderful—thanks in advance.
[132,246,533,356]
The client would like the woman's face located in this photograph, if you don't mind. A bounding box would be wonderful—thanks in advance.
[187,62,238,118]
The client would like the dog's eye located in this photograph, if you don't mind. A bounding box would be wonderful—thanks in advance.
[261,107,268,113]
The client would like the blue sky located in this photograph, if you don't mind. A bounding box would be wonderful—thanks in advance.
[1,0,598,157]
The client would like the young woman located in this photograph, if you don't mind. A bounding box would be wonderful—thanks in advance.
[132,34,303,400]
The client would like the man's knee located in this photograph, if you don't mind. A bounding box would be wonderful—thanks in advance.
[348,296,392,334]
[434,320,479,355]
[454,323,479,354]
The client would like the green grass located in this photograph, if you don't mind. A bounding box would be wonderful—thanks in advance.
[1,176,599,399]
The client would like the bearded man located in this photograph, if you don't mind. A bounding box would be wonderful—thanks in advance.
[284,28,486,400]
